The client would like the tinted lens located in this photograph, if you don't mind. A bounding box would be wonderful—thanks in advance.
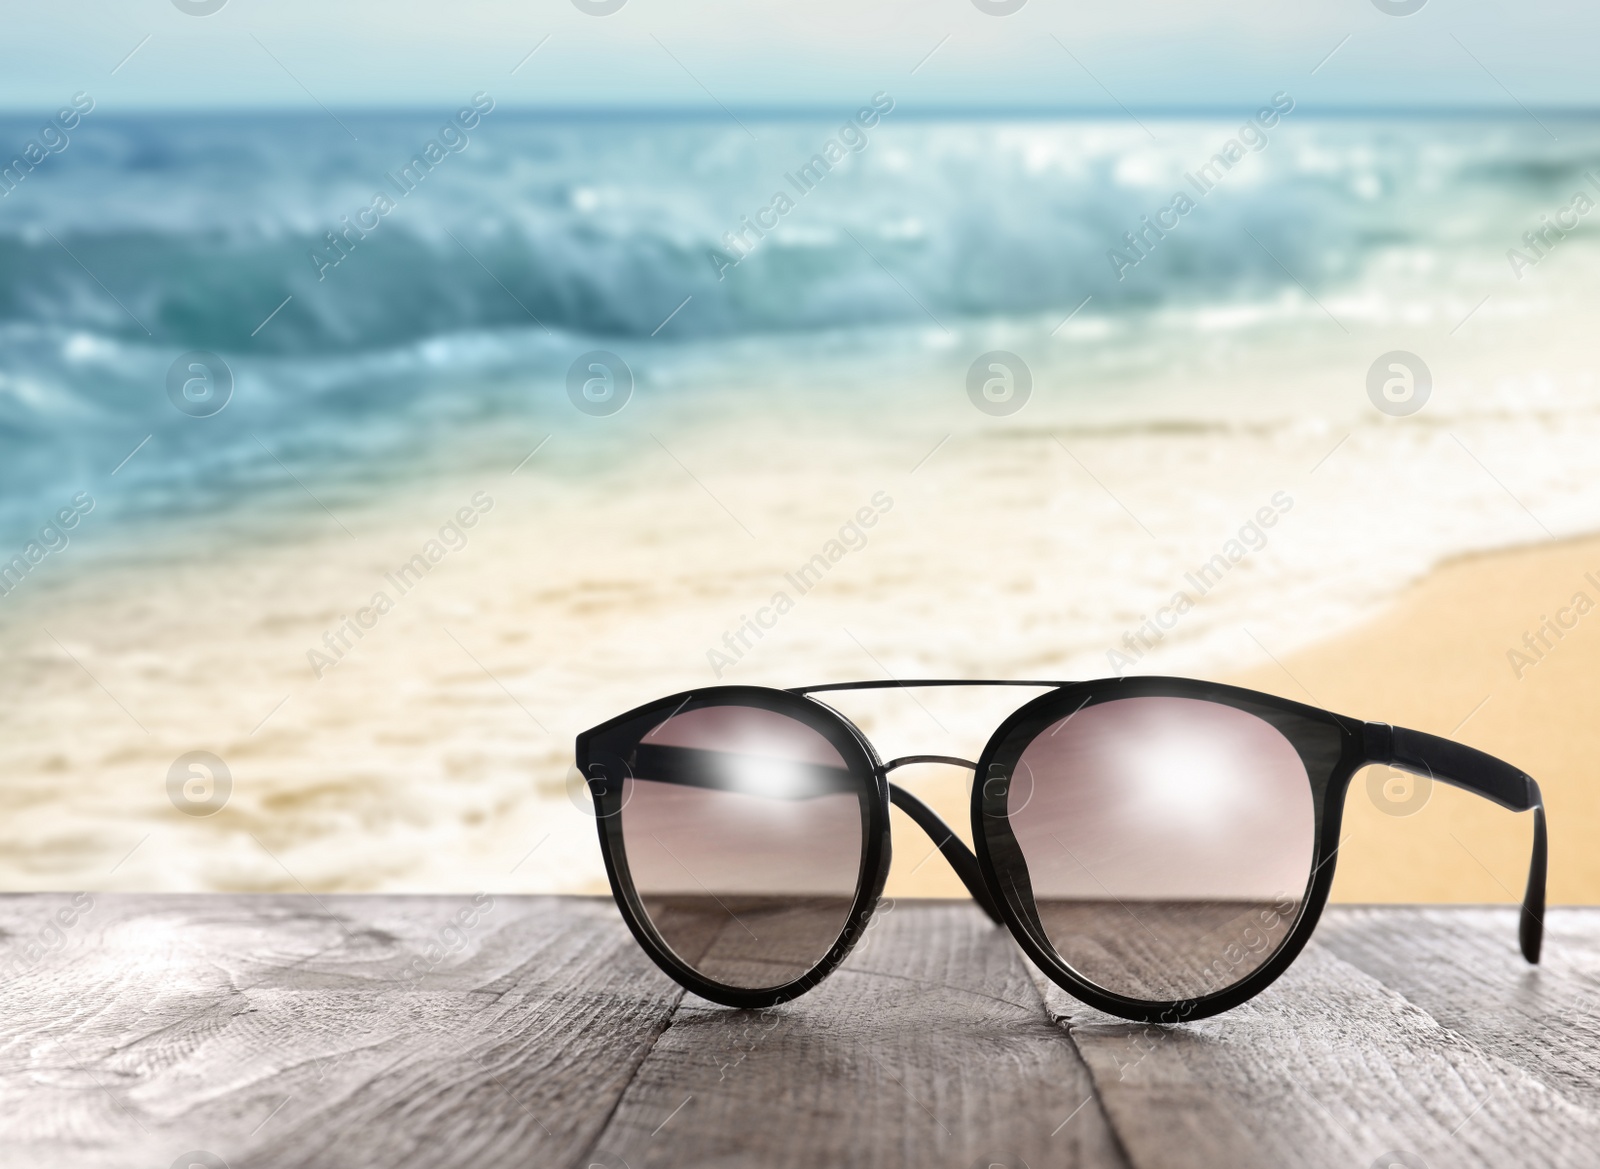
[615,703,866,990]
[994,696,1316,1002]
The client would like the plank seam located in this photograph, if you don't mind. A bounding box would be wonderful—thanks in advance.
[1022,964,1138,1169]
[1052,1013,1145,1169]
[570,990,688,1166]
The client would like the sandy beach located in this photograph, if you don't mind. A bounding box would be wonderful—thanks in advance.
[17,399,1586,920]
[4,434,1591,912]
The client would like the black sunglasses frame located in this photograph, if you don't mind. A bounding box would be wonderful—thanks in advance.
[576,676,1546,1023]
[581,685,895,1010]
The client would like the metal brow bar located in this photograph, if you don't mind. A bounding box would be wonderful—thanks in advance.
[1365,721,1548,963]
[630,742,859,799]
[789,679,1073,695]
[882,754,979,773]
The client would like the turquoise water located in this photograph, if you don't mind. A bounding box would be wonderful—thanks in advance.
[2,110,1597,547]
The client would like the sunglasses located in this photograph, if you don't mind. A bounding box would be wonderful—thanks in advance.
[575,676,1546,1023]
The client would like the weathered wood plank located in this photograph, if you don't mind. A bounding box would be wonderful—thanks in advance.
[580,898,1128,1169]
[1034,906,1600,1169]
[5,897,1600,1169]
[1317,906,1600,1106]
[0,894,684,1169]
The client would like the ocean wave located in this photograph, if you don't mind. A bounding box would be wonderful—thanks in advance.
[2,112,1597,546]
[5,112,1570,353]
[0,215,1342,355]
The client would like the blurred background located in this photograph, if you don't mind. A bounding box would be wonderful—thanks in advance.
[2,0,1596,907]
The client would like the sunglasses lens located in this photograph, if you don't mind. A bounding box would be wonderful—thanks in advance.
[994,696,1316,1003]
[614,702,866,991]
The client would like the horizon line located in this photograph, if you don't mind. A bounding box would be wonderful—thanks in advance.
[1,101,1599,120]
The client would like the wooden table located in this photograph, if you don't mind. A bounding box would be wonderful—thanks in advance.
[1,895,1595,1168]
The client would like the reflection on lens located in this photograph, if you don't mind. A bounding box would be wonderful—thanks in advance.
[999,696,1315,1002]
[617,703,865,990]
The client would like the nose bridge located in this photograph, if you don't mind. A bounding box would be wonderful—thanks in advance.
[883,762,1004,924]
[810,702,1003,923]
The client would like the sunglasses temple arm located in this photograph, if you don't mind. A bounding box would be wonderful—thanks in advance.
[885,784,1006,924]
[1366,721,1547,963]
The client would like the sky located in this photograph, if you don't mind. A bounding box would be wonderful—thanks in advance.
[2,0,1599,114]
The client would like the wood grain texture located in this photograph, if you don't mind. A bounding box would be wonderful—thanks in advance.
[1035,907,1600,1169]
[2,897,1596,1169]
[0,894,684,1169]
[583,899,1127,1169]
[1316,906,1600,1105]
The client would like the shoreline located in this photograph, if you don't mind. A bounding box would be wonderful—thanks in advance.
[4,455,1597,906]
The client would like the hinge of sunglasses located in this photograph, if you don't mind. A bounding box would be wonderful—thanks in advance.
[1362,720,1395,765]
